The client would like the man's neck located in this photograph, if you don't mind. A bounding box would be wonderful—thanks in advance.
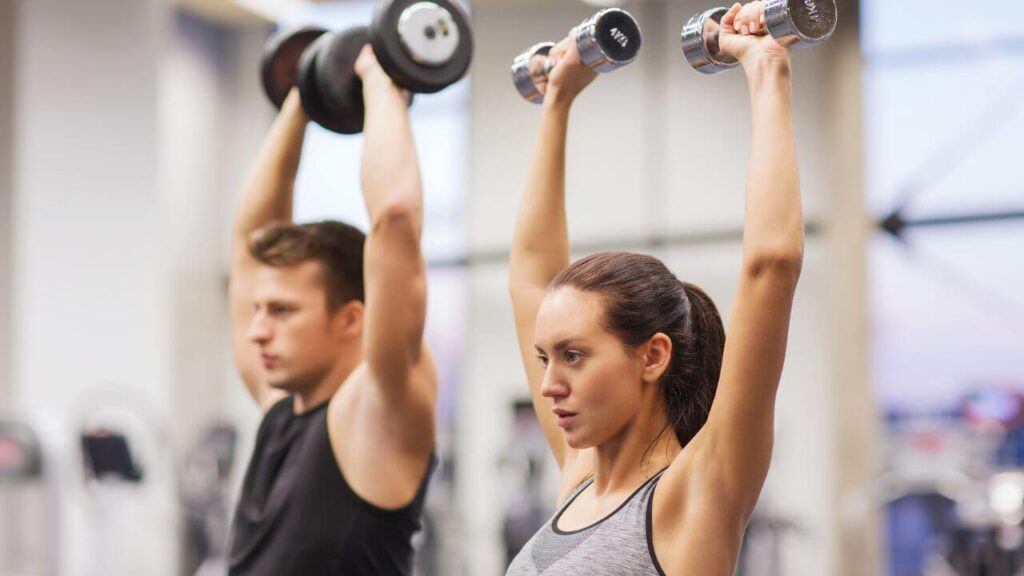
[292,356,360,414]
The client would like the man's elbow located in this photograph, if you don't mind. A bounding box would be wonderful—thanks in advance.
[371,196,422,237]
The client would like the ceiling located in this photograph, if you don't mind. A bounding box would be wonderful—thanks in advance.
[174,0,618,25]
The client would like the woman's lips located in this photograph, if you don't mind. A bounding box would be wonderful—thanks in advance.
[553,408,577,428]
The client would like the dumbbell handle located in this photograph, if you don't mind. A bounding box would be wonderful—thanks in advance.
[681,0,837,74]
[512,8,642,104]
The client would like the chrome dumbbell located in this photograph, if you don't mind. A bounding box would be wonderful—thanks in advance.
[511,8,642,104]
[681,0,837,74]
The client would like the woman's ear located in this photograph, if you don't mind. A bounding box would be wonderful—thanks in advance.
[641,333,673,383]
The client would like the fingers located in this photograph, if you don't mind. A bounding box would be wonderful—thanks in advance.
[547,31,578,71]
[547,36,569,69]
[546,49,562,72]
[722,3,742,29]
[733,1,765,34]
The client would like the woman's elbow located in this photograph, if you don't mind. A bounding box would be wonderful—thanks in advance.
[742,243,804,283]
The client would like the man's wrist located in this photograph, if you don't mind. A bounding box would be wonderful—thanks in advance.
[282,88,308,119]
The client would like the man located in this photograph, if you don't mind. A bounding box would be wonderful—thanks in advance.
[226,46,437,576]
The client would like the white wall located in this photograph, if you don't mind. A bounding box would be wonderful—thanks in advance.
[460,1,852,574]
[13,0,169,428]
[161,10,274,456]
[12,0,177,574]
[162,10,235,452]
[0,0,13,404]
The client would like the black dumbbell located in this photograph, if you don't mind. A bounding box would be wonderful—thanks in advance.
[260,26,328,109]
[295,27,373,135]
[260,0,473,134]
[511,8,642,104]
[680,0,837,74]
[369,0,473,94]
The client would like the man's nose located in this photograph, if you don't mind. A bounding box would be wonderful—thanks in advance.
[247,313,272,344]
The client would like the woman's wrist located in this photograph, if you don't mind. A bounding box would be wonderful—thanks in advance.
[542,90,574,115]
[742,53,792,88]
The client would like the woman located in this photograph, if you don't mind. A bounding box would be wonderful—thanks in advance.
[505,2,804,574]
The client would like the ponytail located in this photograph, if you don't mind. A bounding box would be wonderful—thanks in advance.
[661,282,725,447]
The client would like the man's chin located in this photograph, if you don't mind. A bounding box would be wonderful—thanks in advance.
[266,377,297,392]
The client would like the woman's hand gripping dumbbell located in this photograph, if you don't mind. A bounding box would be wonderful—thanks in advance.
[681,0,836,74]
[511,8,642,104]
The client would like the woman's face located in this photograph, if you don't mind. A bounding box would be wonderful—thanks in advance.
[534,287,647,449]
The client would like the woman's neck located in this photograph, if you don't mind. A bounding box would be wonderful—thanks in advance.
[589,411,681,496]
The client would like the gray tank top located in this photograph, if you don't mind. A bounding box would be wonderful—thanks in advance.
[505,469,667,576]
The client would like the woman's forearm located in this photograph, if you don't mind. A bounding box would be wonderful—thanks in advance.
[510,101,573,288]
[741,59,804,273]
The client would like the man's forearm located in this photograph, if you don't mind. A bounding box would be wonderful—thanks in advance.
[234,89,308,240]
[360,73,422,228]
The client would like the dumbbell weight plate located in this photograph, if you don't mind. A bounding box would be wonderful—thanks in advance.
[681,7,739,74]
[297,33,358,135]
[314,27,372,135]
[576,8,642,73]
[370,0,474,94]
[511,42,555,104]
[764,0,837,47]
[261,26,328,108]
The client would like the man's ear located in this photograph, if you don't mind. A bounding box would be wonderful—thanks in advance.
[331,300,364,340]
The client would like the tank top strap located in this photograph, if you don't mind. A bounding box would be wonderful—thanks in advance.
[620,467,670,522]
[557,466,670,519]
[556,475,596,514]
[639,467,669,502]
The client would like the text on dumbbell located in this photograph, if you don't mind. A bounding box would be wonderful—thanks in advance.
[609,28,629,48]
[803,0,821,23]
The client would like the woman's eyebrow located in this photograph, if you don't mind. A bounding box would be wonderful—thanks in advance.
[535,338,587,354]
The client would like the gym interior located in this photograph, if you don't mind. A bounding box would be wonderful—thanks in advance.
[0,0,1021,575]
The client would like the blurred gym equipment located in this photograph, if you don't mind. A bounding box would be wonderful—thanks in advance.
[0,414,62,576]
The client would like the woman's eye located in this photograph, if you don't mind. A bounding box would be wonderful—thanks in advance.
[565,351,582,363]
[537,355,549,367]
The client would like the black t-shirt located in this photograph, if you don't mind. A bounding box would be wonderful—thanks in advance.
[228,397,433,575]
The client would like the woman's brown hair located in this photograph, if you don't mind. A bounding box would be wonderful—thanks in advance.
[550,251,725,447]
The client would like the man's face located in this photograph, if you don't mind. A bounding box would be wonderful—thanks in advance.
[247,261,357,393]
